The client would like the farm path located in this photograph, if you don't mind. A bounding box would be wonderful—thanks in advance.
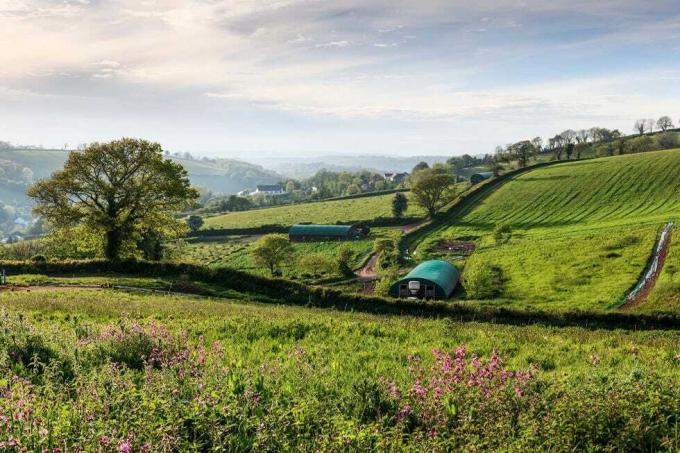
[619,221,674,310]
[397,219,431,234]
[356,253,379,281]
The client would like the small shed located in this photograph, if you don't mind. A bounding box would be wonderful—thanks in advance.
[289,224,369,242]
[388,260,459,300]
[470,172,494,184]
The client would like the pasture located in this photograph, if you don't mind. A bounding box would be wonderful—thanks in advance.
[416,149,680,311]
[0,288,678,450]
[202,192,425,230]
[178,228,400,280]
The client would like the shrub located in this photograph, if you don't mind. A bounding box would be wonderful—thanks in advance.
[337,245,355,277]
[464,256,505,299]
[30,254,47,263]
[493,223,511,245]
[656,131,679,150]
[626,135,657,153]
[0,313,74,382]
[298,253,334,277]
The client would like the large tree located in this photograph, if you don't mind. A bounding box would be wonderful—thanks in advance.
[409,167,456,218]
[250,234,294,276]
[27,138,198,260]
[508,140,537,168]
[657,116,674,132]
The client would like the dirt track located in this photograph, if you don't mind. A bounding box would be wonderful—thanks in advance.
[619,221,673,310]
[356,253,379,280]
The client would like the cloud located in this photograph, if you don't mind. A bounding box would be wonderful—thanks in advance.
[1,0,680,155]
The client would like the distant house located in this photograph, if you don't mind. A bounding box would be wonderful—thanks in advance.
[250,184,286,196]
[384,172,409,184]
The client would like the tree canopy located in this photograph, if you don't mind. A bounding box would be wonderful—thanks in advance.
[250,234,294,275]
[27,138,198,260]
[409,167,456,218]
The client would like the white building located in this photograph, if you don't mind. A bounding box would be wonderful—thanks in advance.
[250,184,287,196]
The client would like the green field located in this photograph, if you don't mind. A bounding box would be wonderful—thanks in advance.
[203,192,425,229]
[0,288,678,450]
[417,150,680,312]
[179,228,400,280]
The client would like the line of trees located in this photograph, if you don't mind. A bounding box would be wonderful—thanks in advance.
[634,116,677,135]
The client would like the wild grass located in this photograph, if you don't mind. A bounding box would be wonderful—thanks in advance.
[0,289,678,450]
[202,192,425,229]
[179,228,400,280]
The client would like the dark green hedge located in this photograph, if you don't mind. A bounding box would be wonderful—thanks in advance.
[1,259,679,331]
[193,216,421,238]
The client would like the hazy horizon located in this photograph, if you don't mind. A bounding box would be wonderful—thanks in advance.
[2,0,680,158]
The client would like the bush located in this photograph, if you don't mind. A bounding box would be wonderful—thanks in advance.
[626,135,657,153]
[494,224,511,245]
[464,256,505,299]
[337,246,355,277]
[30,254,47,263]
[298,253,334,277]
[656,132,679,150]
[0,313,74,382]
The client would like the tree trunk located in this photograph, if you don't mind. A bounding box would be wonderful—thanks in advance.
[105,229,122,261]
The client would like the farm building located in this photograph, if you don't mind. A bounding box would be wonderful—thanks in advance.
[289,224,369,242]
[250,184,287,196]
[470,172,494,184]
[388,260,459,300]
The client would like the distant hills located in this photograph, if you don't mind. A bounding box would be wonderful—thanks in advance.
[0,149,281,204]
[246,154,451,178]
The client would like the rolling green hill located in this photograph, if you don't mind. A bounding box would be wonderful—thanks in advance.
[418,149,680,312]
[457,151,680,230]
[203,192,425,230]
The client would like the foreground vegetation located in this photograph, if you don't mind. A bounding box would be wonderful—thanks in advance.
[0,288,678,450]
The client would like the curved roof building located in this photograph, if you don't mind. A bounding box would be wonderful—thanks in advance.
[388,260,459,299]
[289,224,368,241]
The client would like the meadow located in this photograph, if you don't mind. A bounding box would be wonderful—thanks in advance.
[178,228,401,281]
[202,192,425,230]
[0,288,679,450]
[415,149,680,312]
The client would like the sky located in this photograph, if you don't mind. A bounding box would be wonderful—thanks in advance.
[1,0,680,158]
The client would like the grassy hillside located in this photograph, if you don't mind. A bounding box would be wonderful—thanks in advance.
[457,151,680,230]
[203,192,425,229]
[0,288,678,450]
[418,149,680,312]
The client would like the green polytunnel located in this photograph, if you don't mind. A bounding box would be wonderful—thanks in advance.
[288,224,368,241]
[388,260,460,299]
[470,172,494,184]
